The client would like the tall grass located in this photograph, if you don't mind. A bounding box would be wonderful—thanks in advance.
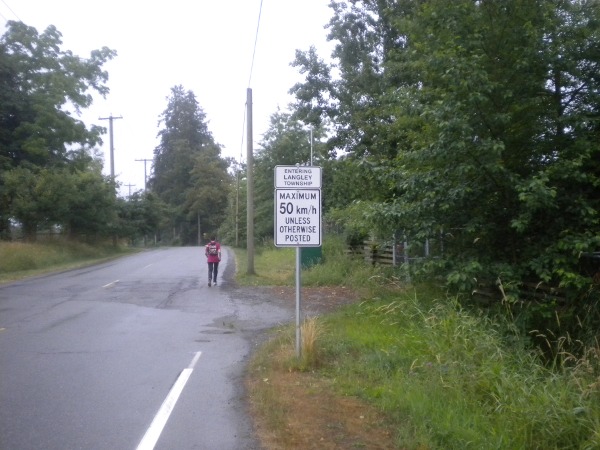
[234,236,386,293]
[319,295,600,449]
[0,240,132,282]
[234,244,296,286]
[240,237,600,449]
[300,316,323,369]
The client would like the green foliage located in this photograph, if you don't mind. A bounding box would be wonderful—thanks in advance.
[0,21,115,170]
[186,146,231,236]
[3,164,117,240]
[0,20,116,239]
[287,0,600,342]
[150,85,230,244]
[116,191,170,245]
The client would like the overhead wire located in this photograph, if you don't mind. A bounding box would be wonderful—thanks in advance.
[239,0,264,164]
[0,0,21,22]
[247,0,263,88]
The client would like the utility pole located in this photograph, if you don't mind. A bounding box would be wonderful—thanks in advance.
[246,88,255,275]
[99,114,122,247]
[135,158,152,190]
[124,183,135,197]
[99,114,123,183]
[235,163,240,247]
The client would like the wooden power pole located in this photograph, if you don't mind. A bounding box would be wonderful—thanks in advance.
[135,158,152,191]
[99,114,123,185]
[246,88,255,275]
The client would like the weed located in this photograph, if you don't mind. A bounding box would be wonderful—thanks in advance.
[300,316,323,369]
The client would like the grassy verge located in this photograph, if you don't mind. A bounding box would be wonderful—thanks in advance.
[238,238,600,449]
[234,237,389,293]
[0,240,138,284]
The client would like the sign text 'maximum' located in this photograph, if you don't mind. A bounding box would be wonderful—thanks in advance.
[277,191,318,200]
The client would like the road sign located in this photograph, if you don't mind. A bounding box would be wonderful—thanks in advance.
[274,188,321,247]
[273,166,323,359]
[275,165,321,189]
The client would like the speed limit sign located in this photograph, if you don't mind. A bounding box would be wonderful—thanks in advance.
[274,188,321,247]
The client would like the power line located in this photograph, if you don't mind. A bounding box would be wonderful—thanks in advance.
[239,0,264,164]
[247,0,263,87]
[0,0,21,21]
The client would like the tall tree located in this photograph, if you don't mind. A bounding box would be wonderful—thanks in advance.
[150,85,228,244]
[0,20,116,239]
[185,146,231,244]
[290,0,600,301]
[0,21,115,168]
[387,0,600,292]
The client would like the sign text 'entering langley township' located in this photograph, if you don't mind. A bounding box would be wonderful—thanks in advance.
[275,166,321,189]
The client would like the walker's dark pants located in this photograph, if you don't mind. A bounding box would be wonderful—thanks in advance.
[208,262,219,283]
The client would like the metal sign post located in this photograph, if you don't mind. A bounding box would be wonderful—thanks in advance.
[274,165,322,358]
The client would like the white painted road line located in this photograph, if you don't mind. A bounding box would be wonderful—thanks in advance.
[136,352,202,450]
[188,351,202,369]
[102,280,119,288]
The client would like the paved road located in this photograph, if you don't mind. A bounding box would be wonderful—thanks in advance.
[0,247,293,450]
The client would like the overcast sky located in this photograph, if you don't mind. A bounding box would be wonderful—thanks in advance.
[1,0,334,196]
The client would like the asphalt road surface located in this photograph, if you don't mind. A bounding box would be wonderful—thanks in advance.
[0,247,294,450]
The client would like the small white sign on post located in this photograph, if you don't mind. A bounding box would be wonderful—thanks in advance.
[275,165,322,189]
[274,189,321,247]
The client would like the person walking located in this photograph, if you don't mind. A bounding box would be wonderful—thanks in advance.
[205,236,221,287]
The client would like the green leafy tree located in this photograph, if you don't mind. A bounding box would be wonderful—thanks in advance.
[291,1,600,317]
[2,167,43,239]
[0,20,116,238]
[290,1,410,231]
[150,85,229,244]
[185,147,231,244]
[386,0,600,290]
[3,164,116,240]
[117,191,169,245]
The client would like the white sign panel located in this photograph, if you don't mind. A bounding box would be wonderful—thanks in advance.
[275,189,321,247]
[275,166,322,189]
